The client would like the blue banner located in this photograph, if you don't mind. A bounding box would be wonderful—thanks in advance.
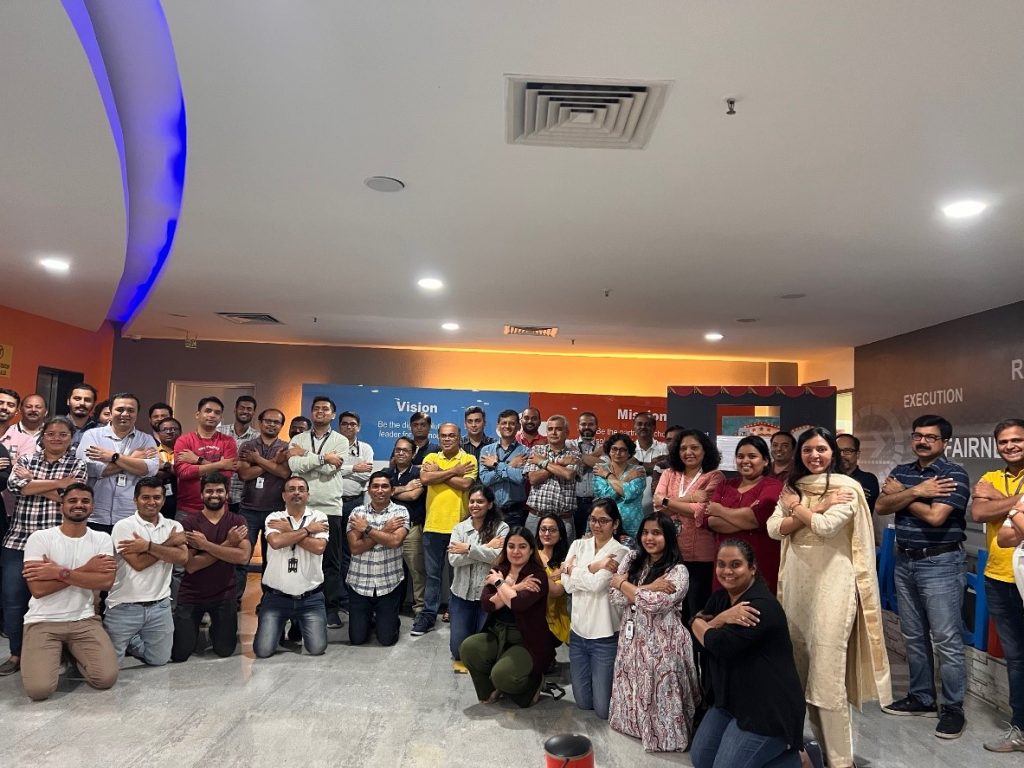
[299,384,530,459]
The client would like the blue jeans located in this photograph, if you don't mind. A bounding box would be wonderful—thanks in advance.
[103,598,174,665]
[421,532,451,625]
[894,548,966,708]
[1,547,30,656]
[986,576,1024,728]
[691,707,801,768]
[253,589,327,658]
[569,630,618,719]
[449,593,486,660]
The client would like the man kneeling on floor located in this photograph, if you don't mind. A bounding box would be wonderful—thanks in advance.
[346,471,409,646]
[104,477,188,665]
[253,475,329,657]
[20,483,118,700]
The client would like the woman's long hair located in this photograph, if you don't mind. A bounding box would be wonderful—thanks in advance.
[786,426,840,494]
[628,512,682,585]
[496,525,544,569]
[467,482,503,544]
[536,512,569,568]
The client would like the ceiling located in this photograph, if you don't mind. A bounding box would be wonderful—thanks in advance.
[3,1,1023,363]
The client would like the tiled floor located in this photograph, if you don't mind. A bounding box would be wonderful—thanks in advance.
[0,578,1013,767]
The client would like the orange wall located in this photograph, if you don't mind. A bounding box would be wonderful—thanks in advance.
[0,304,114,399]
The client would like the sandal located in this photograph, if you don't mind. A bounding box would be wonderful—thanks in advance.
[441,611,450,623]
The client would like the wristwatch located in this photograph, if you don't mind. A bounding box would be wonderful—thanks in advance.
[661,496,669,507]
[494,578,505,589]
[59,568,71,581]
[110,452,121,464]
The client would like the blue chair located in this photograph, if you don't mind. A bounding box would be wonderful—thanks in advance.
[963,548,988,651]
[876,525,898,612]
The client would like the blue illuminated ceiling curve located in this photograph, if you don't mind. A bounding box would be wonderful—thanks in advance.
[62,0,186,326]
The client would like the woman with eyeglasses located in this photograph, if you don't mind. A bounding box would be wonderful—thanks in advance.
[447,483,508,674]
[654,429,725,623]
[608,512,700,752]
[767,428,891,768]
[460,526,552,707]
[705,436,783,592]
[536,513,571,652]
[593,433,647,541]
[562,497,630,719]
[2,416,87,676]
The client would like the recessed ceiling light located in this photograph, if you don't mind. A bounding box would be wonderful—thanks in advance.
[364,176,405,192]
[779,293,806,300]
[942,199,987,219]
[704,332,724,342]
[39,257,70,274]
[417,277,443,290]
[441,322,460,331]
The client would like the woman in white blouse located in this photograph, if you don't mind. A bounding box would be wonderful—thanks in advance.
[562,497,630,720]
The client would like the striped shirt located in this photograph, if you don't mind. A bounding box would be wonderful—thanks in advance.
[5,452,87,550]
[345,502,409,597]
[217,423,259,504]
[887,455,970,548]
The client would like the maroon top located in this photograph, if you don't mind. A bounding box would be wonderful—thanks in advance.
[710,475,783,593]
[178,509,247,604]
[480,558,553,677]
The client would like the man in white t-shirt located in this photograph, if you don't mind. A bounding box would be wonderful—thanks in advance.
[253,475,329,658]
[103,477,188,666]
[632,412,668,518]
[19,483,118,701]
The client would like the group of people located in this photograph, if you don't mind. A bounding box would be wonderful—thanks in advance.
[1,383,1022,763]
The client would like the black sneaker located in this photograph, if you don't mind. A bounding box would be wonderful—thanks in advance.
[410,617,434,636]
[935,706,965,739]
[326,612,344,629]
[881,694,938,717]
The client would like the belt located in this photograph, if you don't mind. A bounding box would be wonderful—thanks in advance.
[264,585,324,600]
[342,494,363,502]
[897,542,962,561]
[135,598,168,607]
[500,501,527,511]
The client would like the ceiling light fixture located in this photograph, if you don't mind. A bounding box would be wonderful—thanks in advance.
[779,293,806,300]
[39,257,71,274]
[365,176,405,192]
[417,277,443,290]
[704,332,724,342]
[942,199,987,219]
[441,322,460,331]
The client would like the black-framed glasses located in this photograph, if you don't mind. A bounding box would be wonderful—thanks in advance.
[538,526,559,534]
[838,448,858,455]
[910,432,944,444]
[588,516,613,526]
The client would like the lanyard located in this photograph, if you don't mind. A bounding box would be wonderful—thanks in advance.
[1004,471,1024,499]
[679,470,703,498]
[498,444,518,463]
[289,515,309,553]
[309,431,330,456]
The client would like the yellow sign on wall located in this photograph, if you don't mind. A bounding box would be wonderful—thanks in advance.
[0,343,12,378]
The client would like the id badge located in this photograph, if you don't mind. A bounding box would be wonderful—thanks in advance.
[624,618,635,642]
[287,556,299,574]
[116,473,128,488]
[255,476,265,489]
[164,483,174,497]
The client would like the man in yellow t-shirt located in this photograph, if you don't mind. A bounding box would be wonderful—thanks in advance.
[411,423,477,636]
[971,418,1024,753]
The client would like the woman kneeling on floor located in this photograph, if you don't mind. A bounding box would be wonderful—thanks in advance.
[460,526,552,707]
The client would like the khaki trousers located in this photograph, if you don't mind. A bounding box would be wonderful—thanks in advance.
[21,615,118,701]
[807,703,854,768]
[402,524,426,616]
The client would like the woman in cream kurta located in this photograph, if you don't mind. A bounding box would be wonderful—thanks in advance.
[767,428,891,768]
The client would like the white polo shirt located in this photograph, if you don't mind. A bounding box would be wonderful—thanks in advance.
[23,527,114,625]
[106,512,184,609]
[262,509,329,596]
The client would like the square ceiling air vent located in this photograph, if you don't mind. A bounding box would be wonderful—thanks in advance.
[506,76,670,149]
[217,312,282,325]
[504,324,559,337]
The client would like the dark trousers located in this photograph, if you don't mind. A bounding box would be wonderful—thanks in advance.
[574,496,594,541]
[337,496,365,610]
[323,515,346,614]
[171,599,238,662]
[500,502,528,529]
[1,547,29,656]
[235,507,270,604]
[348,583,402,646]
[986,576,1024,728]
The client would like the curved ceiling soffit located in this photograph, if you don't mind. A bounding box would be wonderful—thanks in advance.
[62,0,186,328]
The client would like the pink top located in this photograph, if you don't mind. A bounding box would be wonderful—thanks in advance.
[655,469,724,561]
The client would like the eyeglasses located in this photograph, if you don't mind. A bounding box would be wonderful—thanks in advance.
[393,447,412,453]
[159,427,181,434]
[588,516,613,526]
[340,421,359,427]
[608,446,630,453]
[910,432,944,444]
[838,448,858,455]
[538,526,559,534]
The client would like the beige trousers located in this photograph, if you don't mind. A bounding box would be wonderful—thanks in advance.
[21,616,118,701]
[402,524,425,616]
[807,703,854,768]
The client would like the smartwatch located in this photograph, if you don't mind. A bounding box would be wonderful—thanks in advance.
[110,452,121,464]
[494,578,505,589]
[661,496,669,507]
[59,568,71,581]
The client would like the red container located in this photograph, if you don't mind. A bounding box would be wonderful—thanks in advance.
[544,734,594,768]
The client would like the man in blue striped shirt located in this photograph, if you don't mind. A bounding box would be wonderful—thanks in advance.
[876,414,970,740]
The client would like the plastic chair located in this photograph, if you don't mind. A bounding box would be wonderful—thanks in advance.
[963,548,988,651]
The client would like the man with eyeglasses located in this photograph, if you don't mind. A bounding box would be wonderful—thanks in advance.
[77,393,160,534]
[384,437,426,618]
[235,408,291,606]
[2,416,87,676]
[217,396,259,514]
[836,434,880,513]
[154,418,182,519]
[287,396,349,629]
[413,423,477,636]
[876,414,970,740]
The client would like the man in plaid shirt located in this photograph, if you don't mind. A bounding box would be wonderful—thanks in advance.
[525,415,581,540]
[1,416,87,676]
